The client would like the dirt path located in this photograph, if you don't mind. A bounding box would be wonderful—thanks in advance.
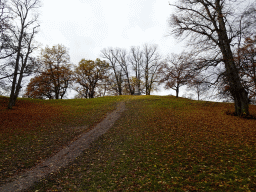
[0,101,126,192]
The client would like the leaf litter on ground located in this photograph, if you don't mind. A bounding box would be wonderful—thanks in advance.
[1,95,256,191]
[0,95,126,185]
[28,96,256,191]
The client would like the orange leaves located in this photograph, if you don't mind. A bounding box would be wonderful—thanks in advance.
[24,73,52,99]
[0,97,63,134]
[24,45,73,100]
[74,59,109,99]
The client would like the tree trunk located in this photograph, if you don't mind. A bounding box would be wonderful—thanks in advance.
[55,90,59,99]
[117,71,122,95]
[145,77,149,95]
[146,85,150,95]
[13,38,33,105]
[216,1,249,116]
[176,86,179,98]
[8,68,19,109]
[225,60,249,116]
[8,27,24,109]
[13,75,23,106]
[146,86,150,95]
[126,76,133,95]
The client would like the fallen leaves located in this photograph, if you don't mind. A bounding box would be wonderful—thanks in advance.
[0,96,123,185]
[2,95,256,191]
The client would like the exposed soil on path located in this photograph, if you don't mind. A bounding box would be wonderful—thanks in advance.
[0,102,126,192]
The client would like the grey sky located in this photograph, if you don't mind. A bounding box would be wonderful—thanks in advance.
[37,0,182,63]
[36,0,184,96]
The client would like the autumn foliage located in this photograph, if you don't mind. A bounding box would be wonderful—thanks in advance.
[24,45,73,99]
[74,59,109,99]
[24,66,73,99]
[28,96,256,191]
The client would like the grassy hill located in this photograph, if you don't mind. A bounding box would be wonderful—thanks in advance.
[1,96,256,191]
[0,96,126,184]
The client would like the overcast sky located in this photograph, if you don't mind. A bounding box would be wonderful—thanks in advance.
[36,0,186,97]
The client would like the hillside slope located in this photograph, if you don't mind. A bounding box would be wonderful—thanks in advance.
[28,96,256,191]
[0,96,127,185]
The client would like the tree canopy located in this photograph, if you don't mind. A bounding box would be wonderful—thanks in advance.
[25,44,73,99]
[74,59,109,99]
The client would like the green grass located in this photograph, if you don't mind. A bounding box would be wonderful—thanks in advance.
[28,96,256,191]
[0,95,129,184]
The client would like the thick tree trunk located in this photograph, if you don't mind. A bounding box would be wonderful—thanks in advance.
[8,72,18,109]
[117,72,122,95]
[146,84,150,95]
[176,86,179,98]
[145,80,150,95]
[233,90,249,115]
[55,91,59,99]
[146,86,151,95]
[89,90,95,98]
[118,86,122,95]
[216,1,249,116]
[224,54,249,116]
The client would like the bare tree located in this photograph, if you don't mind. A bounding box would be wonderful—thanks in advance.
[129,46,143,94]
[101,48,123,95]
[93,68,115,98]
[115,48,134,95]
[101,44,162,96]
[159,53,194,97]
[187,74,210,101]
[102,73,122,96]
[0,0,13,60]
[236,36,256,99]
[0,0,12,95]
[142,44,162,95]
[169,0,256,116]
[7,0,40,109]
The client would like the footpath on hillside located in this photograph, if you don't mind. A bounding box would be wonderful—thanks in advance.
[0,101,126,192]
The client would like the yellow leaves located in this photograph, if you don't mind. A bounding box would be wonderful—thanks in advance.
[25,45,73,99]
[158,180,167,184]
[74,59,110,98]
